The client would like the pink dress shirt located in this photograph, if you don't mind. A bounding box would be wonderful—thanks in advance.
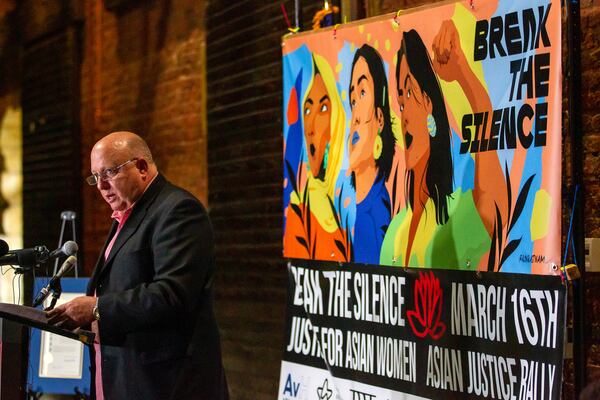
[94,207,133,400]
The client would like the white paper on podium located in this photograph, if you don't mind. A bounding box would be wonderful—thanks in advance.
[38,292,84,379]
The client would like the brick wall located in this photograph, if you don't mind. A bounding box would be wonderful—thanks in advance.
[79,0,208,275]
[205,2,322,397]
[579,0,600,239]
[576,1,600,397]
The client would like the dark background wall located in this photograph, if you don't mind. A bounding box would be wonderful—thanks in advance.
[205,2,323,397]
[1,0,598,399]
[21,17,82,260]
[78,0,209,273]
[206,0,286,395]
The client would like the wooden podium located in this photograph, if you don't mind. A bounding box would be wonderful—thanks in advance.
[0,303,94,399]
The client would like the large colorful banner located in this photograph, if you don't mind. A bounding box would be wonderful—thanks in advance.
[282,0,562,274]
[278,260,566,399]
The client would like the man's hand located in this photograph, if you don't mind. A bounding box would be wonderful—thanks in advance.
[46,296,96,330]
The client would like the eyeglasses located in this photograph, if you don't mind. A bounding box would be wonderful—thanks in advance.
[86,158,138,185]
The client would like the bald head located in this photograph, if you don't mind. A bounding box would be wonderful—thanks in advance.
[90,131,158,211]
[92,131,155,164]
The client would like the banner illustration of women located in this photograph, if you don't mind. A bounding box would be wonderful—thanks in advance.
[282,0,561,275]
[347,44,396,264]
[284,54,353,261]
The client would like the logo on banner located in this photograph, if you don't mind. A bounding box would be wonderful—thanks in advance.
[283,373,301,398]
[350,389,376,400]
[406,272,446,340]
[317,379,333,400]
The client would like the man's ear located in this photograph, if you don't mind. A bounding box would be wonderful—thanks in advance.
[136,158,149,175]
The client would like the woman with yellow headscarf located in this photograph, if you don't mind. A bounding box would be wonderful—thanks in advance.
[284,54,351,261]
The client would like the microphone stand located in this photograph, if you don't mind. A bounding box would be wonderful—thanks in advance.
[46,279,62,311]
[32,275,64,309]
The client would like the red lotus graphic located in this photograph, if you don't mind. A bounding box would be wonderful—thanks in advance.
[406,271,446,340]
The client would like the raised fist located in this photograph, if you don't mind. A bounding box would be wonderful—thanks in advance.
[432,20,469,83]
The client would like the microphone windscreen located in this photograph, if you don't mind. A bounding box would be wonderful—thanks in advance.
[0,240,9,257]
[62,241,78,256]
[57,255,77,277]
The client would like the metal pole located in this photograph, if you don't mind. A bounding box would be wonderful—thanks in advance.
[566,0,586,397]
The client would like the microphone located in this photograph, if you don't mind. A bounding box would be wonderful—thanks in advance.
[0,241,78,268]
[33,255,77,308]
[0,246,49,268]
[47,241,78,260]
[0,240,8,258]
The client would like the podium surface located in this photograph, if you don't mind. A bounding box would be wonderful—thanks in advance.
[0,302,94,344]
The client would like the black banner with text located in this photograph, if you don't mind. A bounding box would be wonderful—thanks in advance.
[279,260,566,400]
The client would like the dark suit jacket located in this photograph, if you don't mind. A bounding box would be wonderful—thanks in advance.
[87,174,228,400]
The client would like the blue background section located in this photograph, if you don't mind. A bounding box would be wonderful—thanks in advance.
[28,277,91,396]
[451,128,475,192]
[283,45,312,231]
[474,0,554,273]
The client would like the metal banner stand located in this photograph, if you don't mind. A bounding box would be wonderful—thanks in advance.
[52,211,78,277]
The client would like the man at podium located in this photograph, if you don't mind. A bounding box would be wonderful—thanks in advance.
[47,131,229,399]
